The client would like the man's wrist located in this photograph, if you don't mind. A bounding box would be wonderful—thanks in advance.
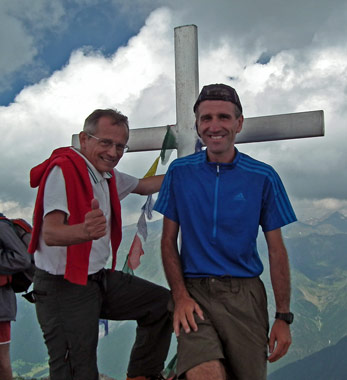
[275,312,294,324]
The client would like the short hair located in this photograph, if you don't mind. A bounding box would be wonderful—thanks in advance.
[195,102,242,120]
[83,109,129,135]
[233,104,243,119]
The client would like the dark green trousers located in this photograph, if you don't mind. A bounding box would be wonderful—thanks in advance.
[34,268,172,380]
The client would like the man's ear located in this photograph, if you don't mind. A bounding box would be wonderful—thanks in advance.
[79,131,88,149]
[236,115,244,134]
[195,122,201,137]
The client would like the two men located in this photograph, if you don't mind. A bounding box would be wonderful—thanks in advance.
[29,109,171,380]
[155,84,296,379]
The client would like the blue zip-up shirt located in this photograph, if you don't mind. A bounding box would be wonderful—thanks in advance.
[154,149,297,278]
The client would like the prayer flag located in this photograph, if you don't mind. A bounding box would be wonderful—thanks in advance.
[127,233,144,270]
[99,319,109,337]
[136,211,148,242]
[160,125,176,165]
[142,194,154,220]
[122,254,134,275]
[162,353,177,379]
[144,156,160,178]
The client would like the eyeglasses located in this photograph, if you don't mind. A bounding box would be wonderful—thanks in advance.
[87,133,129,153]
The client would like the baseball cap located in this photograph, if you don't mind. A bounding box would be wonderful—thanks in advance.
[193,83,242,114]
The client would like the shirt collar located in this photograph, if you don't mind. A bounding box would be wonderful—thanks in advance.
[71,147,112,184]
[204,147,240,168]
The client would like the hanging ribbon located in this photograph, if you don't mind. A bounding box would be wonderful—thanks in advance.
[162,353,178,379]
[99,319,109,337]
[160,125,176,165]
[144,156,160,178]
[122,125,175,274]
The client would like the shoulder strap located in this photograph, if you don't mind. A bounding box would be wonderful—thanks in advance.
[11,218,32,233]
[0,216,12,226]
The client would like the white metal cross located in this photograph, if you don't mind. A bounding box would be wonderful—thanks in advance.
[127,25,324,158]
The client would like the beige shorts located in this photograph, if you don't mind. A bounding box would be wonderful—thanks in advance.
[176,277,269,380]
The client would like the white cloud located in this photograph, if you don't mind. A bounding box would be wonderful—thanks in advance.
[0,7,175,223]
[0,2,346,224]
[0,201,34,222]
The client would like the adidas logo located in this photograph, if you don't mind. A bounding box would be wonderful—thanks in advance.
[233,192,246,201]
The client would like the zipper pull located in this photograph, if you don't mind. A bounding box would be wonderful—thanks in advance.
[216,164,220,176]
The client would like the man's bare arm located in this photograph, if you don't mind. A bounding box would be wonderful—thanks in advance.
[161,216,204,336]
[42,198,107,246]
[265,228,292,363]
[132,175,164,195]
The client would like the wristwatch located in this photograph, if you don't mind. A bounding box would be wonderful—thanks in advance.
[275,312,294,324]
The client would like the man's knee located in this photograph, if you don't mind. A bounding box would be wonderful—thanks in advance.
[186,360,227,380]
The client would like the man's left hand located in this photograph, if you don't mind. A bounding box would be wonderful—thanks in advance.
[267,319,292,363]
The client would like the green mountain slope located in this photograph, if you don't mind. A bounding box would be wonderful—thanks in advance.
[268,335,347,380]
[11,212,347,378]
[264,213,347,373]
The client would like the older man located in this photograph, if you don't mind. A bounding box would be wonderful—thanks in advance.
[155,84,296,380]
[29,109,171,380]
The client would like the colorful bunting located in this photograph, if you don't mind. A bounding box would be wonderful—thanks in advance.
[144,156,160,178]
[161,353,177,379]
[160,125,176,165]
[142,194,155,220]
[121,127,174,273]
[122,254,134,275]
[99,319,109,337]
[136,211,147,242]
[127,233,144,271]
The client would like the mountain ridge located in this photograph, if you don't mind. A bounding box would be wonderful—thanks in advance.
[11,211,347,378]
[268,335,347,380]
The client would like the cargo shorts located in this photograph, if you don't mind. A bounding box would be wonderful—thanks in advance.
[176,277,269,380]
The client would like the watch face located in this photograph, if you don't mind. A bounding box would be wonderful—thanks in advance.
[276,312,294,324]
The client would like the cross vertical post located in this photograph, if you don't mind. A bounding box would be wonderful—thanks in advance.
[174,25,199,157]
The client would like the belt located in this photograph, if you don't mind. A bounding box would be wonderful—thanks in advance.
[88,268,107,293]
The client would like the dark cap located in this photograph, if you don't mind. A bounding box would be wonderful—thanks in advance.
[193,83,242,114]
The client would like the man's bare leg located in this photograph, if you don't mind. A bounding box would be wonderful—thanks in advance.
[186,360,226,380]
[0,343,13,380]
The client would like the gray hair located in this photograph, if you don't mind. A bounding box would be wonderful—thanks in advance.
[83,109,129,136]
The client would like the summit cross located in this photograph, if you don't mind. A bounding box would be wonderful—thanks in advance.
[127,25,324,158]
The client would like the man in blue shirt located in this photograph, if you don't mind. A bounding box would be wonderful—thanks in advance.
[154,84,297,380]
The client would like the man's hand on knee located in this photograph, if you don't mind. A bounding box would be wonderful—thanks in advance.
[173,295,204,336]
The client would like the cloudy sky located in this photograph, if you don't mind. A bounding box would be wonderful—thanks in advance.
[1,0,346,225]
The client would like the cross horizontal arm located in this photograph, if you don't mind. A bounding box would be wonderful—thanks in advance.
[126,110,324,152]
[236,110,325,144]
[127,125,177,152]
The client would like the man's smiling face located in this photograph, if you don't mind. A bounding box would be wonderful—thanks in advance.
[196,100,243,163]
[79,116,129,173]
